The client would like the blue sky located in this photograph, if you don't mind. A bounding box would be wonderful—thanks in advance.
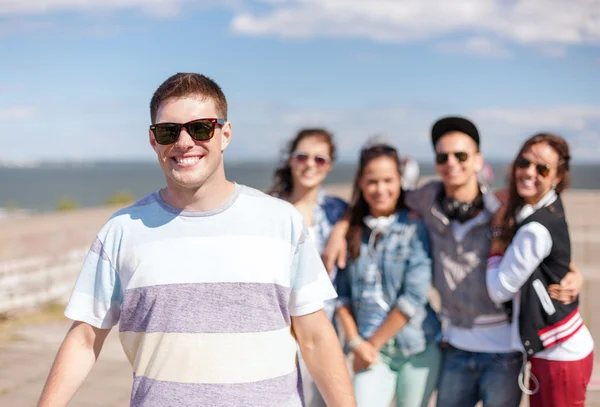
[1,0,599,163]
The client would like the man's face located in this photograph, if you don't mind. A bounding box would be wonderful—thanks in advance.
[149,96,231,192]
[434,131,482,189]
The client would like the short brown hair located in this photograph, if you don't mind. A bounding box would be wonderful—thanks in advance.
[150,73,228,123]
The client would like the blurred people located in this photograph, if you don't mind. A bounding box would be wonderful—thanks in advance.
[478,160,495,187]
[336,140,441,407]
[269,128,347,407]
[400,155,420,190]
[487,133,594,407]
[38,73,355,407]
[323,116,581,407]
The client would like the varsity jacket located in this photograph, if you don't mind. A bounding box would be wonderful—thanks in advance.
[515,196,582,357]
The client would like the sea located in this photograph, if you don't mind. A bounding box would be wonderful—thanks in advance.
[1,161,600,213]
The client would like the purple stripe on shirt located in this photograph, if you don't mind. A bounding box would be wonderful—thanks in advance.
[119,282,291,334]
[130,369,304,407]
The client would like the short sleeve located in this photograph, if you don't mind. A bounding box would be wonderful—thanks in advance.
[64,235,123,329]
[289,222,338,317]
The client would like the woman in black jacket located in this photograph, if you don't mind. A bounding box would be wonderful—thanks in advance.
[486,133,594,407]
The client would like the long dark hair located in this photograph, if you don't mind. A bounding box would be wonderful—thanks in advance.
[346,144,405,260]
[500,133,571,243]
[268,128,336,197]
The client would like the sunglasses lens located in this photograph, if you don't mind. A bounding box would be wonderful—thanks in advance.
[435,153,449,164]
[537,165,550,178]
[314,156,329,167]
[455,152,469,162]
[187,120,214,141]
[294,153,309,163]
[515,157,531,169]
[153,124,180,145]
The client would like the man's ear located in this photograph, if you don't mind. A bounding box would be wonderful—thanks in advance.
[220,121,232,152]
[149,129,158,152]
[473,151,484,173]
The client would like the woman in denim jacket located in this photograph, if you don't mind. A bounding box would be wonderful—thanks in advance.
[336,140,441,407]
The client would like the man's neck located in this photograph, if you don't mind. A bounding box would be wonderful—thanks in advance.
[444,178,480,203]
[162,169,235,211]
[287,185,320,207]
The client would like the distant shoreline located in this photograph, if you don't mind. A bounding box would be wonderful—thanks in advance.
[2,160,600,211]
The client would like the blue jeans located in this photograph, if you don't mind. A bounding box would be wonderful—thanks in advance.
[436,346,522,407]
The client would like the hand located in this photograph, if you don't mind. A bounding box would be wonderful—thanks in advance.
[494,188,509,206]
[322,229,348,272]
[351,341,379,373]
[489,204,508,255]
[491,204,507,228]
[548,262,584,304]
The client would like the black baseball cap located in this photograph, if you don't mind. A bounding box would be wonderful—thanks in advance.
[431,116,480,148]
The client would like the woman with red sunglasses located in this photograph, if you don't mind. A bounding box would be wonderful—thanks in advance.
[269,128,348,407]
[486,133,594,407]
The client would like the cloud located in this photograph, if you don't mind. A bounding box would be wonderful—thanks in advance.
[0,0,185,16]
[3,0,598,57]
[539,46,568,58]
[227,101,600,162]
[435,37,511,58]
[473,106,600,131]
[230,0,600,55]
[0,106,36,120]
[471,105,600,160]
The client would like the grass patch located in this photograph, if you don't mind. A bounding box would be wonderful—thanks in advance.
[0,302,68,342]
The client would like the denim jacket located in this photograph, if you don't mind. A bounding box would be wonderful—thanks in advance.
[336,209,441,357]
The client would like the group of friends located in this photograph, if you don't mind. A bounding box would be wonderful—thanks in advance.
[37,72,593,407]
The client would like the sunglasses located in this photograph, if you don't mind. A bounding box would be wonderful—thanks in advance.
[150,118,225,145]
[291,151,330,167]
[514,156,552,178]
[435,151,469,165]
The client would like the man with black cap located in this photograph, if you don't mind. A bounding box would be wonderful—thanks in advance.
[409,116,524,407]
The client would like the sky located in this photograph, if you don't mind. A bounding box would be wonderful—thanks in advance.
[1,0,599,163]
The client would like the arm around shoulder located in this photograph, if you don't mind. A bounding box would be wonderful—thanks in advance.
[395,220,432,318]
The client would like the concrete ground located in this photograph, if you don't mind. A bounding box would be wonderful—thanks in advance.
[0,307,599,407]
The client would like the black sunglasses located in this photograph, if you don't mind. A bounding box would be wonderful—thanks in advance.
[435,151,469,165]
[150,118,225,145]
[514,156,552,178]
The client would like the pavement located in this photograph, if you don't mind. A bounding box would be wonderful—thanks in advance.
[0,309,599,407]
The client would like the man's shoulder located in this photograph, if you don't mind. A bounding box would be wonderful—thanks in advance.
[321,195,348,224]
[237,185,303,220]
[97,192,163,236]
[404,180,442,211]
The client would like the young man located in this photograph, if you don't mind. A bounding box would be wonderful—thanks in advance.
[38,73,356,407]
[407,117,522,407]
[323,117,582,407]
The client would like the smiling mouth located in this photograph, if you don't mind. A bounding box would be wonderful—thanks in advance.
[172,156,202,166]
[518,177,536,188]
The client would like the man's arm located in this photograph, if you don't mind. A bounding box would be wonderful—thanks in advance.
[292,310,356,407]
[38,321,110,407]
[322,212,350,272]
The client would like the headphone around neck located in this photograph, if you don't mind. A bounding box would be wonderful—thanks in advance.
[439,190,484,223]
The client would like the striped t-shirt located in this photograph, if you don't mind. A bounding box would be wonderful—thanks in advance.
[64,184,337,407]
